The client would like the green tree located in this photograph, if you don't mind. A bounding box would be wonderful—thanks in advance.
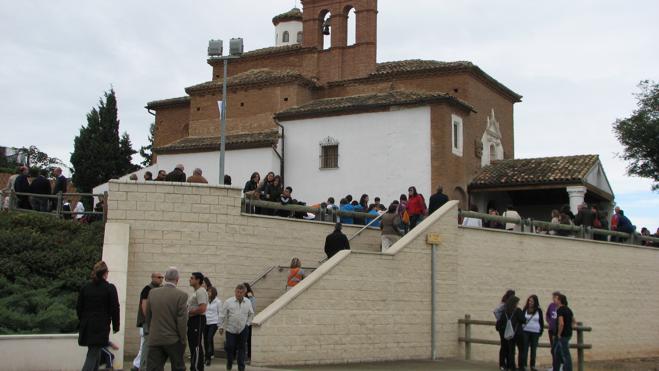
[70,89,139,193]
[139,122,155,166]
[613,80,659,191]
[18,146,66,175]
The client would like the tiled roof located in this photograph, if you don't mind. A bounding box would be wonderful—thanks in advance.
[272,8,303,25]
[469,155,600,189]
[275,90,475,120]
[153,131,279,154]
[331,59,522,102]
[185,68,318,94]
[145,96,190,109]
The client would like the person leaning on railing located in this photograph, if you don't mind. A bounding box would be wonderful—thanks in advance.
[14,166,31,210]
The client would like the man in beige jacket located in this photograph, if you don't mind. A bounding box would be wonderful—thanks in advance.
[146,267,188,371]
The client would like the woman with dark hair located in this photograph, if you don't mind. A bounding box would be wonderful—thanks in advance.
[77,261,120,371]
[496,296,525,371]
[258,172,275,197]
[204,286,222,366]
[264,175,283,215]
[494,289,515,370]
[406,186,427,230]
[397,194,409,234]
[243,282,256,364]
[202,276,213,289]
[243,172,260,196]
[521,295,544,371]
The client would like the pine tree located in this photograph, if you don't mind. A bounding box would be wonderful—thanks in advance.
[139,122,155,166]
[70,89,139,193]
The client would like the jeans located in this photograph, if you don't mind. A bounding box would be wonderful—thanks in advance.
[409,214,423,230]
[553,336,573,371]
[503,337,517,370]
[82,346,102,371]
[188,315,206,371]
[203,324,218,362]
[225,327,249,371]
[548,330,556,366]
[498,331,508,369]
[133,327,150,370]
[522,331,540,369]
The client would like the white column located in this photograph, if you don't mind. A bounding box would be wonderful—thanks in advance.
[566,186,587,215]
[102,223,130,370]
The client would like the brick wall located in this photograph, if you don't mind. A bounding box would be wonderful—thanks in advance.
[105,180,381,357]
[251,201,659,366]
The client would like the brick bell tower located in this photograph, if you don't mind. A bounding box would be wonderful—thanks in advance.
[300,0,377,82]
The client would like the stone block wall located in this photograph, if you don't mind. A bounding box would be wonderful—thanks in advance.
[251,201,659,366]
[105,180,381,358]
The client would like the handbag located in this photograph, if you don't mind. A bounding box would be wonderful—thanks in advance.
[402,210,410,225]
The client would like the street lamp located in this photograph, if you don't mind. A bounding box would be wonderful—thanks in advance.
[208,38,243,183]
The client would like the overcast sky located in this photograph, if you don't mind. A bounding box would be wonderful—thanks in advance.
[1,0,657,227]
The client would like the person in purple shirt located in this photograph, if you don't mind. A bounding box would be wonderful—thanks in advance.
[546,291,561,366]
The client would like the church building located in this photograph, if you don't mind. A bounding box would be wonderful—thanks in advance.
[143,0,613,213]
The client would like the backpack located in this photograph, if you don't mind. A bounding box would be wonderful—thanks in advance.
[503,314,515,340]
[402,210,410,225]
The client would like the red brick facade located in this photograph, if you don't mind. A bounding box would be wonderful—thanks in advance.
[148,0,521,197]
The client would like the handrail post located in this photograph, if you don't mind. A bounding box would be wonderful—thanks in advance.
[465,314,471,361]
[520,219,525,233]
[577,321,584,371]
[9,190,16,211]
[56,191,63,218]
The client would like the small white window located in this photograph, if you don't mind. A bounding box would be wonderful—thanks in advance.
[282,31,290,43]
[451,114,463,157]
[297,31,303,43]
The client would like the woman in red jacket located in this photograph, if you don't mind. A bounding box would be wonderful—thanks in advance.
[406,186,427,230]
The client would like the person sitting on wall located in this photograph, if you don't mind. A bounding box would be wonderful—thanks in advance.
[223,174,232,186]
[324,222,351,259]
[187,168,208,184]
[165,164,186,182]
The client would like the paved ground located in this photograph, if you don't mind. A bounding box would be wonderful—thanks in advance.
[199,358,659,371]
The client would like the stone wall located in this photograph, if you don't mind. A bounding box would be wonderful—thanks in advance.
[104,180,381,358]
[251,201,659,366]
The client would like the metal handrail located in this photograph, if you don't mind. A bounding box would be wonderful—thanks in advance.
[2,190,108,222]
[349,211,385,240]
[460,210,659,245]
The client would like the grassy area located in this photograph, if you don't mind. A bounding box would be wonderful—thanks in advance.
[0,212,103,334]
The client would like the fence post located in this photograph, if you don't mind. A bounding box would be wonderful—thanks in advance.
[464,314,471,361]
[9,191,16,211]
[56,191,63,218]
[577,321,584,371]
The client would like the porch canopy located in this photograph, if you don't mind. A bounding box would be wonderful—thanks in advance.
[468,155,614,221]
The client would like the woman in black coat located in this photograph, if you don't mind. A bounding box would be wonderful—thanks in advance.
[496,295,526,371]
[77,261,120,371]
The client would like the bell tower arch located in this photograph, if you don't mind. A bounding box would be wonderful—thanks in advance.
[301,0,378,81]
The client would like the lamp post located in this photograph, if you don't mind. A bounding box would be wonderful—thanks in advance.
[208,38,243,183]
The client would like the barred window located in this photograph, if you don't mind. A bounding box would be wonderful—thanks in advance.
[282,31,290,43]
[320,144,339,169]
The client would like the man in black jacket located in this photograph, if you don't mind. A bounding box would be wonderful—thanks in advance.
[428,186,449,215]
[165,164,187,182]
[574,203,595,229]
[14,166,31,210]
[29,169,52,212]
[324,223,350,259]
[51,167,67,211]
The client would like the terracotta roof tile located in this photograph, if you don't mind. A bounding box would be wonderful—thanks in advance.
[329,59,522,102]
[145,96,190,109]
[153,131,279,154]
[272,8,303,25]
[185,68,318,94]
[470,155,600,188]
[275,90,475,120]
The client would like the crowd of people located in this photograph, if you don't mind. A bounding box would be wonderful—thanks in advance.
[462,202,658,246]
[77,261,257,371]
[494,290,576,371]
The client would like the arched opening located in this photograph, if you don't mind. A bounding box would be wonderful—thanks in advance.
[489,144,496,163]
[346,6,356,45]
[282,31,290,43]
[296,31,303,43]
[319,10,331,50]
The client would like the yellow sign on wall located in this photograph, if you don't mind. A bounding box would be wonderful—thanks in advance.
[426,233,442,245]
